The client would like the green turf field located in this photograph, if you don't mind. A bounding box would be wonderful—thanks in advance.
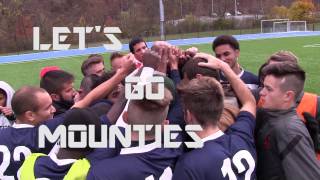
[0,35,319,94]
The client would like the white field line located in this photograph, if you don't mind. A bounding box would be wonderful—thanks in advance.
[303,44,320,48]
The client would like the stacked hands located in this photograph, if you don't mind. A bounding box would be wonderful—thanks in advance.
[138,42,227,73]
[118,42,228,77]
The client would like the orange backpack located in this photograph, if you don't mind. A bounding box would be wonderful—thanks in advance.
[296,92,318,123]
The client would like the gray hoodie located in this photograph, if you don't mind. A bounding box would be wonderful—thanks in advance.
[0,81,15,127]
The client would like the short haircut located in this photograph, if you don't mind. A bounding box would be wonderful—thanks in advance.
[95,71,116,86]
[140,49,161,69]
[257,62,269,85]
[212,35,240,51]
[40,70,74,95]
[267,50,298,64]
[127,85,173,135]
[182,57,220,81]
[11,86,47,116]
[129,37,146,53]
[110,52,124,62]
[63,108,101,153]
[81,54,104,76]
[80,71,116,92]
[262,62,305,99]
[178,76,224,127]
[79,74,101,98]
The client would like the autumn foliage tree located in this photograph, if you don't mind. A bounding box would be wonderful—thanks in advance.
[269,5,289,18]
[289,0,315,20]
[0,0,319,53]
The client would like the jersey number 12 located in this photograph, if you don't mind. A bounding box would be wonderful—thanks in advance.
[221,150,255,180]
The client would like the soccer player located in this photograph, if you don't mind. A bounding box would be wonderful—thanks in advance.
[77,71,124,116]
[77,74,102,101]
[181,57,240,131]
[129,37,148,62]
[110,52,124,71]
[173,52,257,180]
[81,54,106,77]
[86,85,183,180]
[212,35,259,90]
[256,62,320,180]
[114,50,177,127]
[40,70,77,117]
[256,51,320,159]
[19,108,120,179]
[0,86,58,179]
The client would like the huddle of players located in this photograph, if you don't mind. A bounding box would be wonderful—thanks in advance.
[1,35,320,180]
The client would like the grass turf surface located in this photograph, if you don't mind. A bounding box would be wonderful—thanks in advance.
[0,35,319,94]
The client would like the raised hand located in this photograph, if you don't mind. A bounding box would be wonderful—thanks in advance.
[119,53,136,75]
[195,52,225,70]
[168,46,180,70]
[157,47,170,73]
[185,47,198,56]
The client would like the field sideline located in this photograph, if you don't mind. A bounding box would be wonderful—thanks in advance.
[0,36,319,94]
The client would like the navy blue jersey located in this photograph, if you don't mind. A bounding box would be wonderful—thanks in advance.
[172,111,256,180]
[19,115,120,179]
[87,115,183,180]
[0,116,64,179]
[87,140,183,180]
[221,70,259,90]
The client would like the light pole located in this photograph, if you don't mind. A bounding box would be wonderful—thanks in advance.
[234,0,237,16]
[159,0,165,40]
[212,0,214,16]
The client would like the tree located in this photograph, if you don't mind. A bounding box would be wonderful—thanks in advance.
[269,5,289,18]
[0,0,24,52]
[289,0,315,20]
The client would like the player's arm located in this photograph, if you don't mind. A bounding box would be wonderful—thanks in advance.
[168,46,182,85]
[106,88,127,124]
[196,52,256,117]
[73,54,135,109]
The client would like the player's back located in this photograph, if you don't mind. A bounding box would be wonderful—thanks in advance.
[173,111,257,180]
[0,115,64,179]
[87,141,183,180]
[20,143,123,179]
[0,125,55,179]
[173,133,256,180]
